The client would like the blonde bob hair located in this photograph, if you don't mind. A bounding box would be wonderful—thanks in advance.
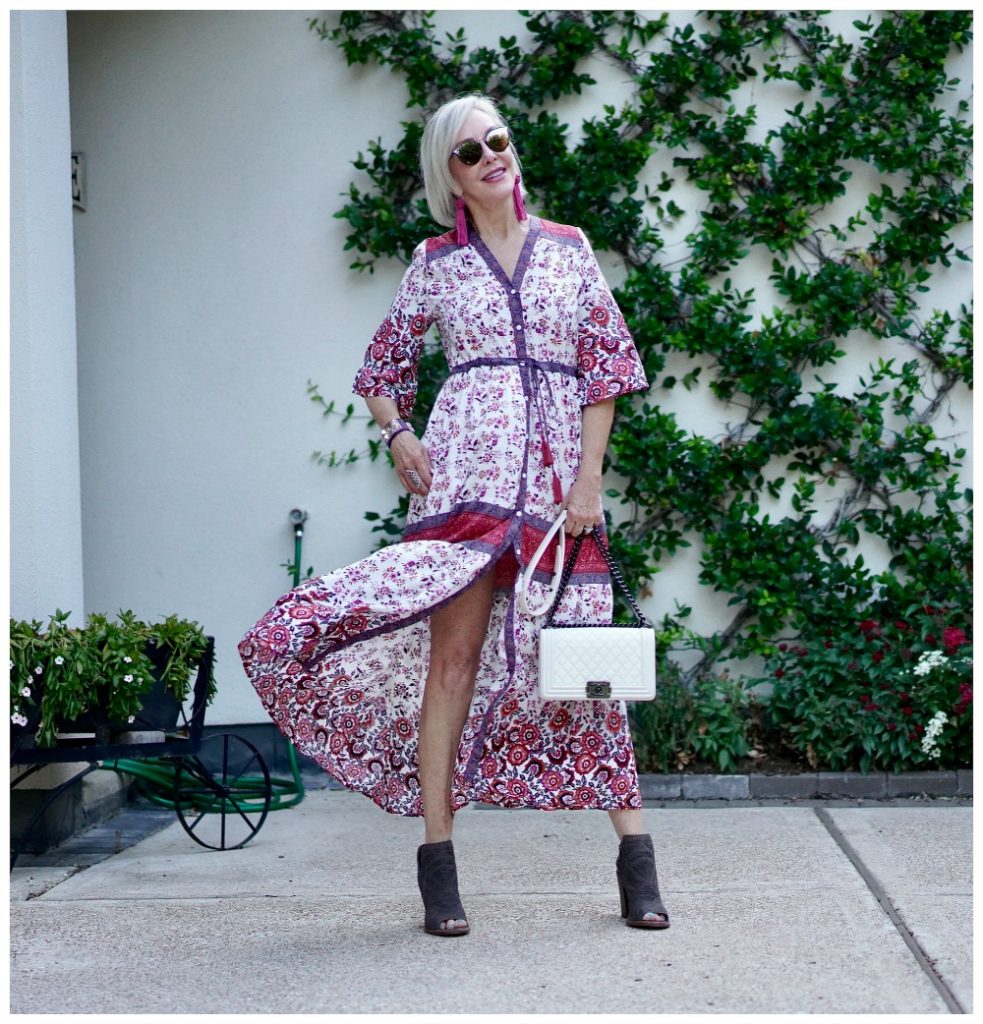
[420,93,524,229]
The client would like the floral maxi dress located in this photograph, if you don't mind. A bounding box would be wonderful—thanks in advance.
[238,216,649,816]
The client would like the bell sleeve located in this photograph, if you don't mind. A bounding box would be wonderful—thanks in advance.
[575,229,649,406]
[352,241,433,420]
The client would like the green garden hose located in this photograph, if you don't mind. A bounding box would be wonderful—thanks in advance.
[100,737,306,812]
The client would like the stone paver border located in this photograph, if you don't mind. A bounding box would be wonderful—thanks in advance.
[638,769,971,801]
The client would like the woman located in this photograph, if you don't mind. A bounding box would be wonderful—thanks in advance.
[239,93,670,936]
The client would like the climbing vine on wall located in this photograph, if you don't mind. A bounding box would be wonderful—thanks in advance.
[307,11,972,769]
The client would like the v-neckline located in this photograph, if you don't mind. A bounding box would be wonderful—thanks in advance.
[471,217,540,292]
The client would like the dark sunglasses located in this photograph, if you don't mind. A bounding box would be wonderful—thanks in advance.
[451,125,512,166]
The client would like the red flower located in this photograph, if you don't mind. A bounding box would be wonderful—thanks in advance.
[507,744,529,766]
[581,730,604,752]
[902,707,914,716]
[859,619,880,636]
[896,621,910,631]
[886,723,897,732]
[774,669,785,679]
[778,643,788,652]
[549,708,571,731]
[520,724,541,746]
[393,716,413,739]
[954,682,973,715]
[872,651,884,663]
[943,627,969,654]
[589,305,611,327]
[611,774,633,795]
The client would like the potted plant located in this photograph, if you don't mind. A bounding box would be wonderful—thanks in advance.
[9,610,216,748]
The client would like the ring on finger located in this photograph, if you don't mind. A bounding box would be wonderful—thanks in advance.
[405,469,422,488]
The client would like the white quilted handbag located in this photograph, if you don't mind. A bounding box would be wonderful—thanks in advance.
[517,513,657,701]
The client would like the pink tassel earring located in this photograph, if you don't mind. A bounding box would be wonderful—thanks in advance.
[455,195,469,246]
[513,174,528,222]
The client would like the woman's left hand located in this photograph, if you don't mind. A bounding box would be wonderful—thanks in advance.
[562,474,603,536]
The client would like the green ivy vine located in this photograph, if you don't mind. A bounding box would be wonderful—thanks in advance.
[306,11,972,770]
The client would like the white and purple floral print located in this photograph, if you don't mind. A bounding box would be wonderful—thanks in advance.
[239,217,649,816]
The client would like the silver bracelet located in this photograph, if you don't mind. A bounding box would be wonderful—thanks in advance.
[380,417,413,447]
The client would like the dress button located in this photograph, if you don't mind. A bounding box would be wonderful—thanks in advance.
[516,511,523,518]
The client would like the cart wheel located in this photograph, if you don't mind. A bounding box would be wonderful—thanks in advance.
[173,733,271,850]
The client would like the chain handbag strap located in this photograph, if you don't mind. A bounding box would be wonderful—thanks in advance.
[542,531,653,628]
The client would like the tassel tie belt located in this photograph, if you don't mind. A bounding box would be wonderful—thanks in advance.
[448,356,575,505]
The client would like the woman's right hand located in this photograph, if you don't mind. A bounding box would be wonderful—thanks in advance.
[390,431,433,496]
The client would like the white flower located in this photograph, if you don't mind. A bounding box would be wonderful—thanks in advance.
[54,655,64,665]
[920,710,948,758]
[127,716,135,723]
[913,651,948,677]
[123,656,132,664]
[20,686,31,698]
[10,712,23,725]
[34,665,43,675]
[124,674,134,683]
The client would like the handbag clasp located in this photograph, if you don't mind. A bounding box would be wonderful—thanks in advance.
[586,681,612,699]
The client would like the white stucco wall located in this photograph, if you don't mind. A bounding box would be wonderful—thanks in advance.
[10,10,85,625]
[64,11,972,724]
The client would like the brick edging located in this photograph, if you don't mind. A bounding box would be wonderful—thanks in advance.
[638,768,972,800]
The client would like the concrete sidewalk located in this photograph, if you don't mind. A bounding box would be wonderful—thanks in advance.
[10,787,972,1014]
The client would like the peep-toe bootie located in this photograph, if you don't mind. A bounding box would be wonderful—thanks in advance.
[616,832,671,929]
[417,839,470,936]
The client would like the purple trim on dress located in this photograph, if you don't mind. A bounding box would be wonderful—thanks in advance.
[448,356,577,377]
[527,569,612,586]
[299,534,519,673]
[537,220,583,248]
[425,231,464,264]
[403,500,512,537]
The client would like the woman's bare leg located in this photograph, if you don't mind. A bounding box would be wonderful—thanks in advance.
[607,807,646,838]
[419,569,497,845]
